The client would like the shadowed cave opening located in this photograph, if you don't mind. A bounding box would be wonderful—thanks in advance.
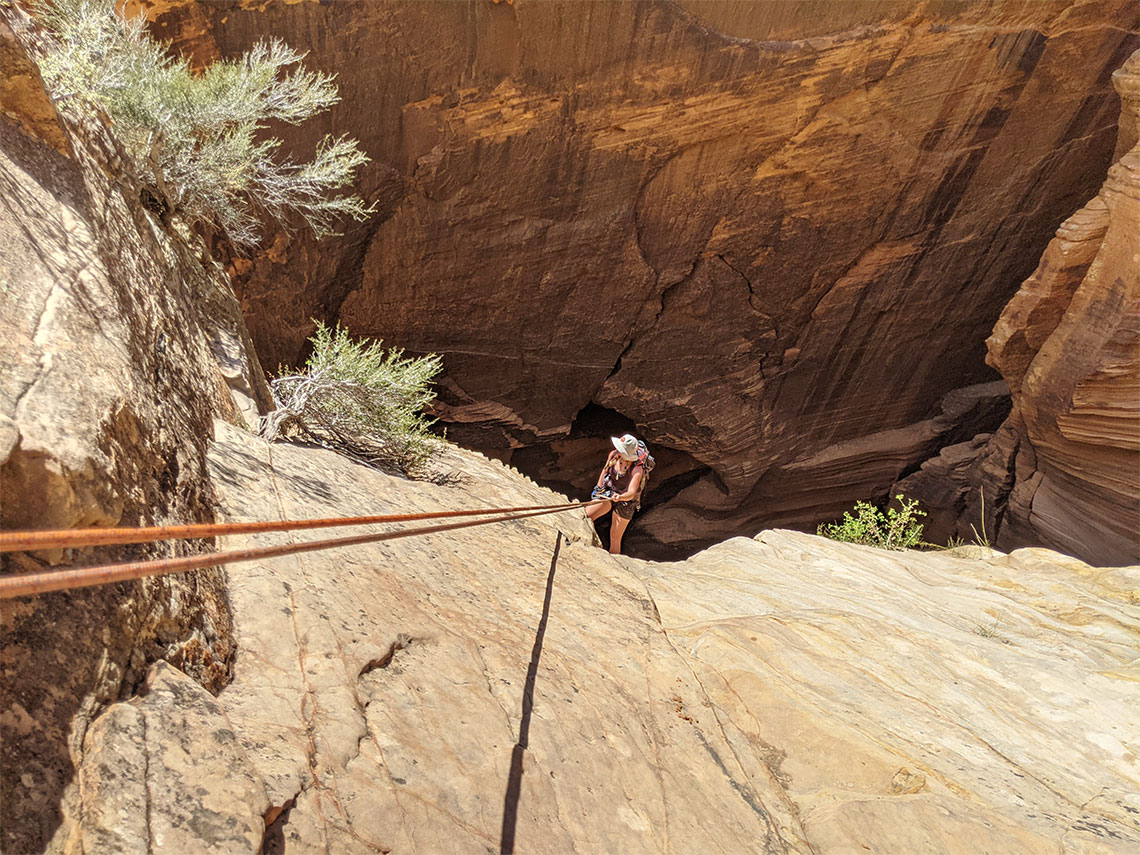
[498,376,1017,560]
[506,404,712,560]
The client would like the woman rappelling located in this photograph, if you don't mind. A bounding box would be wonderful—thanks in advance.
[587,433,654,555]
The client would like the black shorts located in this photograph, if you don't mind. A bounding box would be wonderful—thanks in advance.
[612,500,638,520]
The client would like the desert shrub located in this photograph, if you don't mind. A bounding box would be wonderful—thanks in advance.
[260,323,443,475]
[33,0,373,247]
[817,495,926,551]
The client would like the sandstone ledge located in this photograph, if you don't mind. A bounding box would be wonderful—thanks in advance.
[63,421,1139,854]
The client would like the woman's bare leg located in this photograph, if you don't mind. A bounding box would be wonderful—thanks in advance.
[586,500,611,521]
[609,513,631,554]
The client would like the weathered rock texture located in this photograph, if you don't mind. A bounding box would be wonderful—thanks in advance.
[75,661,269,854]
[0,12,271,852]
[898,48,1140,566]
[142,0,1138,553]
[63,419,1140,853]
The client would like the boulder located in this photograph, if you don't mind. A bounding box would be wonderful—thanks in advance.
[73,662,269,855]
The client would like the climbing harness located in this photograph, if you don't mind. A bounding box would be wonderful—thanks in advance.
[0,499,603,600]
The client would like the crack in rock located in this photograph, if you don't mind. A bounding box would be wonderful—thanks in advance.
[359,633,417,677]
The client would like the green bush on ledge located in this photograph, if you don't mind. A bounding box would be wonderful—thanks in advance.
[34,0,374,248]
[818,495,926,551]
[260,323,443,476]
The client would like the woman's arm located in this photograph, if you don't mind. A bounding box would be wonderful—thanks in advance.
[616,467,643,501]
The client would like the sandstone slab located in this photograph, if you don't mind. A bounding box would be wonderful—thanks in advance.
[205,421,805,854]
[63,419,1135,853]
[636,531,1140,854]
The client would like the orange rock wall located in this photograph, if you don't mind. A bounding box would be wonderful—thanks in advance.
[985,50,1140,565]
[897,49,1139,565]
[145,0,1138,554]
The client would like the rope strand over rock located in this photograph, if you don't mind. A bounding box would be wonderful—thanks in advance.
[0,500,602,599]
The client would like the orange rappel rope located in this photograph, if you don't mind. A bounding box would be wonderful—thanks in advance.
[0,500,603,600]
[0,501,594,553]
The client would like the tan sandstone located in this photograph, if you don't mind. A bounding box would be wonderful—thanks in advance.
[1,13,271,852]
[1,6,1137,852]
[60,420,1140,853]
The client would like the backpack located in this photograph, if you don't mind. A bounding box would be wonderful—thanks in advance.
[607,440,655,501]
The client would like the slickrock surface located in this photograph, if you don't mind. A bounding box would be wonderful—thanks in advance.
[65,421,1140,853]
[142,0,1138,552]
[899,49,1140,566]
[645,534,1140,854]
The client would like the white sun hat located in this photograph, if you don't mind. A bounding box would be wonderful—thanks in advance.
[611,434,639,461]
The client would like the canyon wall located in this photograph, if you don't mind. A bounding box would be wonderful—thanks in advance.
[898,48,1140,566]
[141,0,1138,556]
[2,5,1135,851]
[0,12,271,851]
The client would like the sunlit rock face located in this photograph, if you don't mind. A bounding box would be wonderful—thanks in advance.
[145,0,1137,553]
[0,15,270,853]
[989,52,1140,566]
[898,49,1140,567]
[64,420,1140,855]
